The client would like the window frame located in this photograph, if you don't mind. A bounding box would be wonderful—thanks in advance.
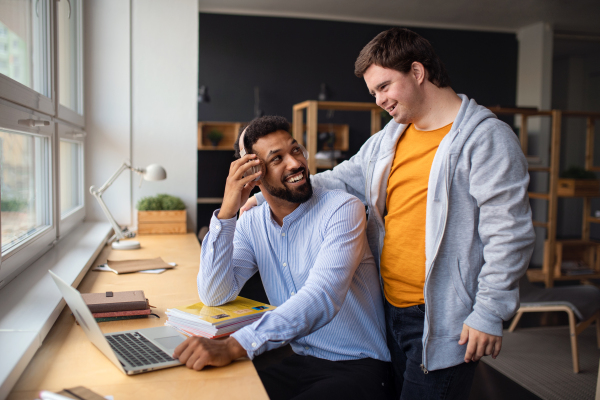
[57,121,85,239]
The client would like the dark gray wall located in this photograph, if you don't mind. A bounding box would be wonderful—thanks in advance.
[197,13,519,230]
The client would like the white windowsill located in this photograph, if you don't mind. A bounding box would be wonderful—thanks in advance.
[0,222,112,400]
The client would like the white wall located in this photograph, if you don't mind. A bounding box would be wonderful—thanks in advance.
[85,0,198,233]
[84,0,132,226]
[516,22,554,266]
[132,0,198,232]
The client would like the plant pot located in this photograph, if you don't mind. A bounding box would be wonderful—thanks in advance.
[210,139,221,147]
[137,210,186,234]
[557,179,600,197]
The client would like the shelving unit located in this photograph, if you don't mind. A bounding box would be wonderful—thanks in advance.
[292,101,382,172]
[490,107,600,287]
[198,121,244,150]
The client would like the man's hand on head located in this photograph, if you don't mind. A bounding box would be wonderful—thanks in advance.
[218,154,262,220]
[458,324,502,363]
[173,336,247,371]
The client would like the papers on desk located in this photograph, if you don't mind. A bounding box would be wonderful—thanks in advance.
[165,296,275,339]
[93,257,177,274]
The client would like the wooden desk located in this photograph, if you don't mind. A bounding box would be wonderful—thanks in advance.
[8,234,268,400]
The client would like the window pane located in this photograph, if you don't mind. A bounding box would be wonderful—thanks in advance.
[57,0,82,113]
[0,0,51,96]
[60,139,82,216]
[1,129,51,253]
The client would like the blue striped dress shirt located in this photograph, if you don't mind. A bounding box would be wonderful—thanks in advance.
[198,187,390,362]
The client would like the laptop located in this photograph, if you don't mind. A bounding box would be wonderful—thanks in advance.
[49,270,186,375]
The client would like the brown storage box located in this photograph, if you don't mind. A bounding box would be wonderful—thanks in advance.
[138,210,186,234]
[557,179,600,197]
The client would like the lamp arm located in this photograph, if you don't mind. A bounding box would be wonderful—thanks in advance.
[89,161,136,241]
[95,162,132,195]
[90,190,126,240]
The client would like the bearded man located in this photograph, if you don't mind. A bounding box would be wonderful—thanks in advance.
[174,115,393,400]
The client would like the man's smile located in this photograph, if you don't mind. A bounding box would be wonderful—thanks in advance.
[284,169,306,185]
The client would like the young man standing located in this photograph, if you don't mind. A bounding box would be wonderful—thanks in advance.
[174,116,392,400]
[246,28,535,399]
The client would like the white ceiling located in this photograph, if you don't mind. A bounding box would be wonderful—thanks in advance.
[198,0,600,36]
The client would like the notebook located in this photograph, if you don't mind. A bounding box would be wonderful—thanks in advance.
[49,271,186,375]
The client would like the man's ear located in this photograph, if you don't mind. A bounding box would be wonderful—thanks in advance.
[411,62,426,85]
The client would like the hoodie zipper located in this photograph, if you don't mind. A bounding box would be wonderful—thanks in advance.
[421,137,455,373]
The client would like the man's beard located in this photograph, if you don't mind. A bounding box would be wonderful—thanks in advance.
[262,167,313,204]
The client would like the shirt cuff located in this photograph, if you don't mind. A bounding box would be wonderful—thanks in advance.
[209,209,236,238]
[255,192,265,206]
[464,304,503,337]
[231,326,267,360]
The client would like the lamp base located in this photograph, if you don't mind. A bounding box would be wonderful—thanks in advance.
[112,240,141,250]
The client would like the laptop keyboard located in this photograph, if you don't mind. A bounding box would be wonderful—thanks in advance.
[106,332,174,368]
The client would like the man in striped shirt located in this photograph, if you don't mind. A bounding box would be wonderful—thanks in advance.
[173,116,392,400]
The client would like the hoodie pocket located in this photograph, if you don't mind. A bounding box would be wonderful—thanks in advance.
[428,257,473,337]
[450,258,473,312]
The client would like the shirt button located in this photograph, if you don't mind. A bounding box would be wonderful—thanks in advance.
[291,291,295,295]
[214,226,220,230]
[251,342,257,348]
[283,262,287,267]
[304,346,309,350]
[281,232,286,236]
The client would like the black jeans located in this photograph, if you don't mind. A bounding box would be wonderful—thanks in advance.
[257,353,394,400]
[385,300,478,400]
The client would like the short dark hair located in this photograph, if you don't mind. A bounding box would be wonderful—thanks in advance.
[234,115,290,158]
[354,28,451,88]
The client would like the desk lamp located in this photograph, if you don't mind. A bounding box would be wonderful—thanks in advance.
[90,162,167,250]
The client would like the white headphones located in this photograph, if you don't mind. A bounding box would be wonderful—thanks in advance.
[238,127,309,182]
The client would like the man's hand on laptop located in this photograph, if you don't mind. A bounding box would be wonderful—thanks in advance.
[173,336,247,370]
[218,154,262,220]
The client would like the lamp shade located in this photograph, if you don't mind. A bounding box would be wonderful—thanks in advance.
[143,164,167,181]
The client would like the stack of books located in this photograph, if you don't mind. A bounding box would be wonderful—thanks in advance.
[82,290,156,322]
[165,296,275,339]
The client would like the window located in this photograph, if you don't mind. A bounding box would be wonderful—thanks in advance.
[0,0,53,115]
[0,0,85,289]
[0,128,52,254]
[60,139,83,216]
[56,0,84,125]
[58,122,85,238]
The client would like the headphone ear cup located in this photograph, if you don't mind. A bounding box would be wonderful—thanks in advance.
[299,144,309,160]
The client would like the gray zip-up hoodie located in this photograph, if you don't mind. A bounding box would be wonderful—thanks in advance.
[255,94,535,371]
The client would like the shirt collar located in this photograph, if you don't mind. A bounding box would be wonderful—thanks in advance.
[265,188,321,228]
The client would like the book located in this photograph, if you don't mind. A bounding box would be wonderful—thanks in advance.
[81,290,148,313]
[165,296,275,339]
[92,308,152,318]
[95,314,152,323]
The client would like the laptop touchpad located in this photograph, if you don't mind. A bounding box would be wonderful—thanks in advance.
[155,335,185,349]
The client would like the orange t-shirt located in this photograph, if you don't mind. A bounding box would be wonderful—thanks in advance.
[380,122,452,308]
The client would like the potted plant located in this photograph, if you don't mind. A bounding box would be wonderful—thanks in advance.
[558,166,599,197]
[207,129,224,147]
[136,194,186,234]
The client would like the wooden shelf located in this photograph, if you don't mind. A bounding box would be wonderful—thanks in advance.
[290,123,350,151]
[197,197,223,204]
[292,101,382,172]
[494,108,600,287]
[529,269,600,282]
[198,121,244,150]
